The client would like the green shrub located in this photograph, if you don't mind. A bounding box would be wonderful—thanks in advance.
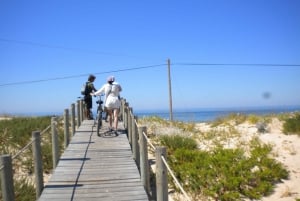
[211,113,248,127]
[159,135,197,153]
[247,114,260,124]
[0,116,51,149]
[0,177,36,201]
[0,116,65,201]
[171,121,195,132]
[14,178,36,201]
[140,116,169,126]
[159,135,288,201]
[283,113,300,135]
[140,116,196,132]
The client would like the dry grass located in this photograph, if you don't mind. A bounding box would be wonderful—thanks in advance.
[139,115,300,201]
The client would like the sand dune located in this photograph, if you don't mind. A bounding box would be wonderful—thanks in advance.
[195,118,300,201]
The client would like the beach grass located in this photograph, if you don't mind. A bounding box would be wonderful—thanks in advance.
[282,113,300,135]
[158,134,288,201]
[139,113,297,201]
[0,116,65,201]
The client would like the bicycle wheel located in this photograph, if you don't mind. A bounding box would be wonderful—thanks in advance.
[96,110,102,136]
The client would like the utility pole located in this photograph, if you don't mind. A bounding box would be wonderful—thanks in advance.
[167,59,173,121]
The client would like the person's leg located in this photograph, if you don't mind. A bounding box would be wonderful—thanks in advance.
[113,108,119,131]
[85,107,88,119]
[86,109,89,119]
[85,105,90,119]
[85,98,92,119]
[107,109,113,129]
[104,107,108,122]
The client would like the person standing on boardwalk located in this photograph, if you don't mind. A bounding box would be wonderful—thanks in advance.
[93,76,122,135]
[84,74,97,120]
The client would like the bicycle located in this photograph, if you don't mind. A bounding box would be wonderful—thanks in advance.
[95,95,104,136]
[94,95,119,137]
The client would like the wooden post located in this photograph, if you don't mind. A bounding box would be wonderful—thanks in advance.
[138,126,150,194]
[156,146,168,201]
[64,109,70,148]
[128,107,133,145]
[0,155,15,201]
[126,103,130,138]
[118,98,124,121]
[51,116,59,169]
[32,131,44,198]
[121,99,126,123]
[80,99,84,123]
[167,58,173,121]
[76,100,81,127]
[124,102,129,130]
[70,103,76,136]
[132,116,139,167]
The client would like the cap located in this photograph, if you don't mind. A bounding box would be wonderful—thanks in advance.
[107,76,115,82]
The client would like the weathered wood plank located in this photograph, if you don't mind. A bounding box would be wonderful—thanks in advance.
[38,120,148,201]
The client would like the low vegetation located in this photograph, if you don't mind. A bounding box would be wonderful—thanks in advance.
[211,112,272,127]
[1,112,298,201]
[282,113,300,135]
[158,135,288,201]
[0,116,65,201]
[139,113,297,201]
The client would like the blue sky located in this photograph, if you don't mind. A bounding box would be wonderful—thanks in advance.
[0,0,300,115]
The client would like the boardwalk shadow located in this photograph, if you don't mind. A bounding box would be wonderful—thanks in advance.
[39,120,149,200]
[69,141,95,144]
[75,130,95,133]
[117,129,126,135]
[60,158,91,161]
[44,184,83,189]
[100,132,118,138]
[98,128,127,137]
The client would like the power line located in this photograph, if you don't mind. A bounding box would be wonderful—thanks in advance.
[0,64,165,87]
[0,38,143,59]
[174,63,300,67]
[0,38,107,54]
[1,61,298,87]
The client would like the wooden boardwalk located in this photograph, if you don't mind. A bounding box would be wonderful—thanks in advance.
[38,120,149,201]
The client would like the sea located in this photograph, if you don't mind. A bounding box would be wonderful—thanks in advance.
[135,106,300,123]
[5,106,300,123]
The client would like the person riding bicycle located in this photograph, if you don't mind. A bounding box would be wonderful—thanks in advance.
[92,76,122,134]
[84,74,97,120]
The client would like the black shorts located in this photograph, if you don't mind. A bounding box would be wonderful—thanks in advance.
[84,96,92,109]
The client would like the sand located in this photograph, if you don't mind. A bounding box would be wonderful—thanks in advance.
[194,118,300,201]
[0,117,12,121]
[2,115,299,200]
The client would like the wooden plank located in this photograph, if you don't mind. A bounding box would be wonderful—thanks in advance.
[38,120,148,201]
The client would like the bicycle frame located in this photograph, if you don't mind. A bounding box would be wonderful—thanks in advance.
[95,95,104,136]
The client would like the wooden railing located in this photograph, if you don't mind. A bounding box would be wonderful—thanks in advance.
[0,100,84,201]
[121,99,191,201]
[0,98,191,201]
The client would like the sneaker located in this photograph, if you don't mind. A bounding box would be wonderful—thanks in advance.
[114,130,119,136]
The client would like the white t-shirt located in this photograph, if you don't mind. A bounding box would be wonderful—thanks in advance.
[94,82,122,109]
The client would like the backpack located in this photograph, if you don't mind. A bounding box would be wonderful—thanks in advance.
[81,82,88,95]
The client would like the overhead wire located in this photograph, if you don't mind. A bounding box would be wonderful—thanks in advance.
[1,37,300,87]
[1,62,299,87]
[0,37,170,62]
[1,38,299,67]
[0,64,165,87]
[174,63,300,67]
[0,38,144,59]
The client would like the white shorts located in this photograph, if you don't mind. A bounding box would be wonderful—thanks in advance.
[105,96,121,109]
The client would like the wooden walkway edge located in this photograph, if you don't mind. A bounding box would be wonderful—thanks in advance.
[38,120,149,201]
